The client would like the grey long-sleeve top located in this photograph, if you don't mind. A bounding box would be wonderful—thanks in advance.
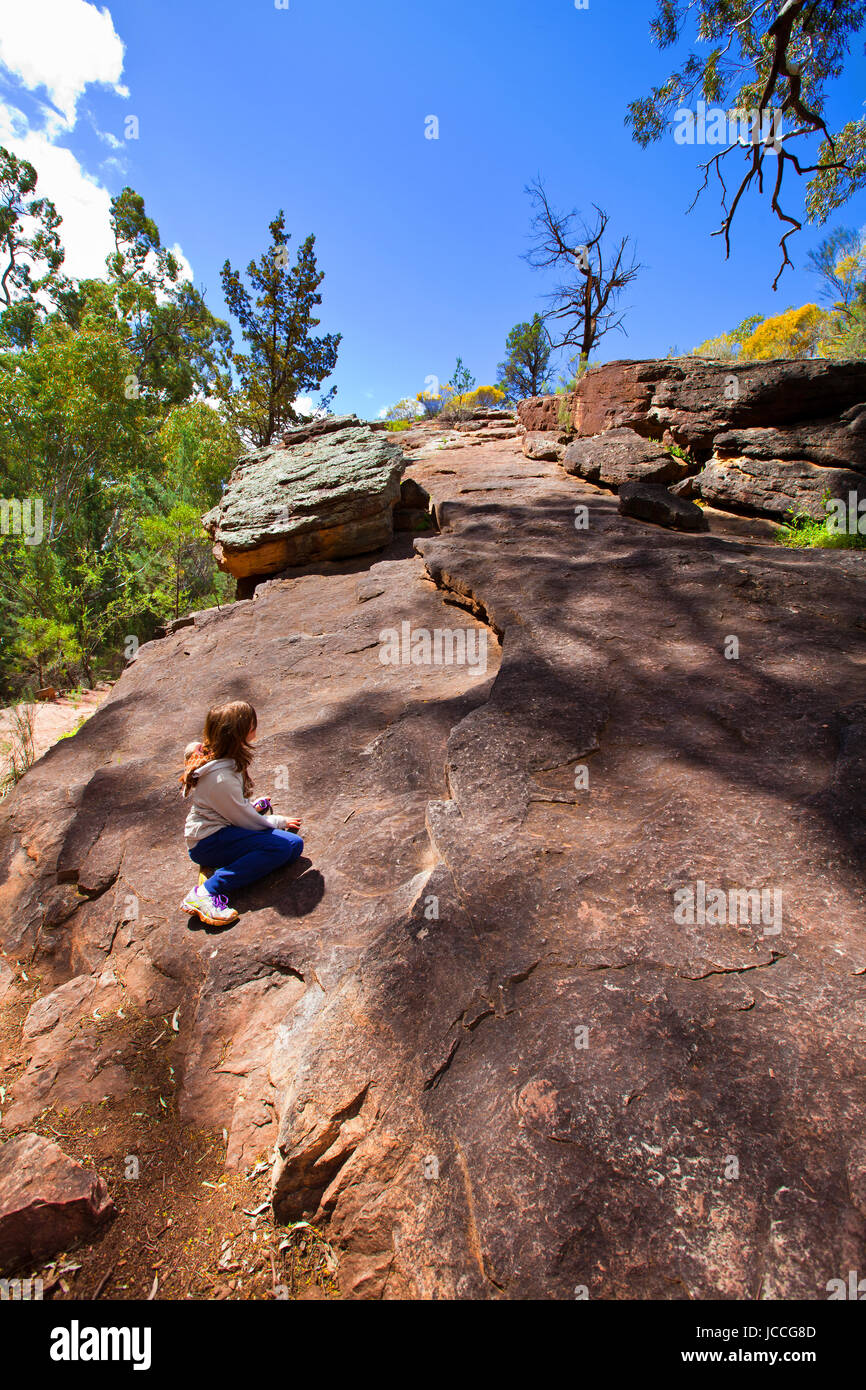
[183,758,288,848]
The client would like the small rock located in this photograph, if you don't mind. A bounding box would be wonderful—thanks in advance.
[0,1133,114,1271]
[618,481,709,531]
[563,428,686,487]
[523,431,568,462]
[700,506,782,540]
[400,478,431,510]
[0,958,15,1004]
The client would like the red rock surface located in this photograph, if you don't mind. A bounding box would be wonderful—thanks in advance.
[518,358,866,454]
[1,427,866,1298]
[562,427,687,486]
[0,1132,113,1271]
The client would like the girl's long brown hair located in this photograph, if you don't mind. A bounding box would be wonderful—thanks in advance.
[181,701,257,798]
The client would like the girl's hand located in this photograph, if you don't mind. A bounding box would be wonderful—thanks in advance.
[285,818,301,833]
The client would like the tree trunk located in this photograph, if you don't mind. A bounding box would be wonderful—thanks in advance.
[581,273,594,361]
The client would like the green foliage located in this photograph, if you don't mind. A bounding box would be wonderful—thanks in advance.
[0,149,248,701]
[823,302,866,357]
[553,354,588,429]
[738,304,835,359]
[138,500,231,623]
[0,701,37,797]
[8,615,82,690]
[691,332,738,360]
[380,400,422,425]
[497,315,552,401]
[65,188,233,408]
[0,146,68,346]
[627,2,866,276]
[157,402,240,510]
[439,359,478,421]
[668,442,696,468]
[220,210,341,446]
[778,508,866,550]
[807,118,866,225]
[693,314,766,358]
[556,396,573,431]
[448,357,475,396]
[806,227,866,320]
[55,714,88,742]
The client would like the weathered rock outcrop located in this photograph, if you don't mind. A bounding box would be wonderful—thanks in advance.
[2,425,866,1299]
[693,420,866,520]
[519,358,866,522]
[522,430,570,462]
[518,358,866,453]
[516,394,564,433]
[0,1133,113,1271]
[693,455,866,521]
[203,415,405,582]
[562,427,687,487]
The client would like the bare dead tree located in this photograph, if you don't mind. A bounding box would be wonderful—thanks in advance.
[523,179,642,366]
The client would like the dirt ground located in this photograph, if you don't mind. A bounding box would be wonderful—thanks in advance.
[0,967,338,1300]
[0,687,112,790]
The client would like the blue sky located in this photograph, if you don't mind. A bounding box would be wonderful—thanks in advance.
[1,0,866,418]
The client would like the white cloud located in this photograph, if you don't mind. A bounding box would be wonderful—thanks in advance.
[0,105,114,279]
[0,0,127,128]
[0,4,194,290]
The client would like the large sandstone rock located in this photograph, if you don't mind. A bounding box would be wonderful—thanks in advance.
[518,358,866,454]
[562,427,687,487]
[3,425,866,1299]
[710,418,866,474]
[0,1132,113,1271]
[694,456,866,521]
[203,415,404,581]
[687,417,866,521]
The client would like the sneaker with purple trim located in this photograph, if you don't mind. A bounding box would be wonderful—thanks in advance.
[180,885,239,926]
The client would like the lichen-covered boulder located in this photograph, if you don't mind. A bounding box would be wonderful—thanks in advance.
[203,416,405,581]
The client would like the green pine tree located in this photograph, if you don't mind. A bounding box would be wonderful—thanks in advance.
[220,211,341,446]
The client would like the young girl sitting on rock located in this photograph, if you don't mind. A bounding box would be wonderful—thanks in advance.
[179,700,303,927]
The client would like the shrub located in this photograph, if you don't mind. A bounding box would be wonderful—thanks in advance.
[382,397,423,425]
[777,500,866,549]
[1,701,37,796]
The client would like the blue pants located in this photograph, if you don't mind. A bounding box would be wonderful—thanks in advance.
[189,825,304,899]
